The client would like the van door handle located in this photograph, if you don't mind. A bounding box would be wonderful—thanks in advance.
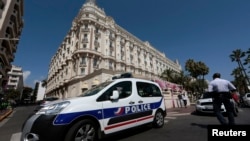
[129,101,135,104]
[138,100,143,103]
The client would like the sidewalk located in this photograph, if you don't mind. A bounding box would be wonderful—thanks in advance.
[167,104,196,114]
[0,108,13,122]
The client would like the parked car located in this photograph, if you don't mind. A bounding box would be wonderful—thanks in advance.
[22,77,166,141]
[242,93,250,107]
[195,92,238,116]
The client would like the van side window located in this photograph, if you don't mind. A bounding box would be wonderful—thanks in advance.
[97,81,132,101]
[137,82,162,97]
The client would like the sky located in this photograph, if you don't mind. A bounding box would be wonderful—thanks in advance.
[13,0,250,88]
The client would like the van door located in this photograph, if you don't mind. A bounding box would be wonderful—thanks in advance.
[97,81,138,134]
[135,81,165,126]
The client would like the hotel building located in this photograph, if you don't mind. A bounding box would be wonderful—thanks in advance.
[45,0,182,99]
[0,0,24,95]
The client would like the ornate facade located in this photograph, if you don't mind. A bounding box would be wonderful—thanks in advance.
[45,0,182,99]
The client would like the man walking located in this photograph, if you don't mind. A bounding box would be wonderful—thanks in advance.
[177,93,183,107]
[182,93,188,108]
[208,73,236,125]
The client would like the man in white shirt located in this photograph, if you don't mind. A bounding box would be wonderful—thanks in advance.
[208,73,236,125]
[182,93,188,108]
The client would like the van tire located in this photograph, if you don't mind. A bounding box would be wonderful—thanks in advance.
[153,110,164,128]
[64,119,98,141]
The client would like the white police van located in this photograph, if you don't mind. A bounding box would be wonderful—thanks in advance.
[21,77,166,141]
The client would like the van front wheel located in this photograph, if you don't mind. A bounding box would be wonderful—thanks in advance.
[64,119,98,141]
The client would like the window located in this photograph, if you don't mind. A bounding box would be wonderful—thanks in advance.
[67,48,70,54]
[109,50,113,56]
[83,44,87,48]
[10,80,17,83]
[109,61,113,70]
[136,82,162,97]
[81,57,86,64]
[93,58,98,68]
[97,81,132,101]
[81,68,85,75]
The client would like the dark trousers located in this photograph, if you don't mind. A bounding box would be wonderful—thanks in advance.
[213,93,235,125]
[183,100,187,107]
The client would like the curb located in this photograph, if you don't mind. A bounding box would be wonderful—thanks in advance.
[0,109,13,122]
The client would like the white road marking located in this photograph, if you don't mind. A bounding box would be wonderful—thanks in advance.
[10,132,21,141]
[165,116,177,119]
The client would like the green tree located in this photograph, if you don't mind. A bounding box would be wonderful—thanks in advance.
[185,59,209,95]
[4,89,20,100]
[185,59,199,79]
[42,79,47,88]
[160,69,175,82]
[230,49,250,92]
[231,67,246,94]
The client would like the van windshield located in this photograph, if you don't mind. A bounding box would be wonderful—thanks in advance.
[79,81,113,97]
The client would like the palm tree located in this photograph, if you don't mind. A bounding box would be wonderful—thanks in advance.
[196,61,209,92]
[185,60,209,89]
[231,67,246,94]
[197,61,209,79]
[185,59,198,79]
[230,49,250,88]
[160,69,175,82]
[244,48,250,73]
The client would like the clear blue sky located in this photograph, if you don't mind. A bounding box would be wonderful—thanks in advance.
[13,0,250,88]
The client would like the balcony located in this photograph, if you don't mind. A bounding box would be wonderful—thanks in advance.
[79,63,87,67]
[94,41,100,47]
[95,32,101,37]
[82,38,88,43]
[82,28,90,32]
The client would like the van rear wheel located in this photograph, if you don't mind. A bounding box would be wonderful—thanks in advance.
[64,119,98,141]
[153,110,164,128]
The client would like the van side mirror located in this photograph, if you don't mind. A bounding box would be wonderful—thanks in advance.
[110,90,119,100]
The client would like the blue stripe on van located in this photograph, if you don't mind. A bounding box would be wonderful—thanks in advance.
[53,98,163,125]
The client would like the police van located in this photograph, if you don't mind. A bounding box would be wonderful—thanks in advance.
[21,77,167,141]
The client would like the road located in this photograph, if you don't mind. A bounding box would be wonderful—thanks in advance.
[0,105,250,141]
[0,105,35,141]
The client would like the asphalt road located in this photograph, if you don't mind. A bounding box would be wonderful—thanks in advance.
[1,105,250,141]
[0,105,35,141]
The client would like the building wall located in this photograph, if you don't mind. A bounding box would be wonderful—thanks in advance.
[36,82,45,101]
[0,0,24,94]
[45,1,182,98]
[6,65,24,97]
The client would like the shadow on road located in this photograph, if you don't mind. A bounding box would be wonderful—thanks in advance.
[100,124,153,141]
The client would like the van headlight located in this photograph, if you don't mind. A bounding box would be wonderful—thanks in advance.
[36,101,70,115]
[196,101,201,105]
